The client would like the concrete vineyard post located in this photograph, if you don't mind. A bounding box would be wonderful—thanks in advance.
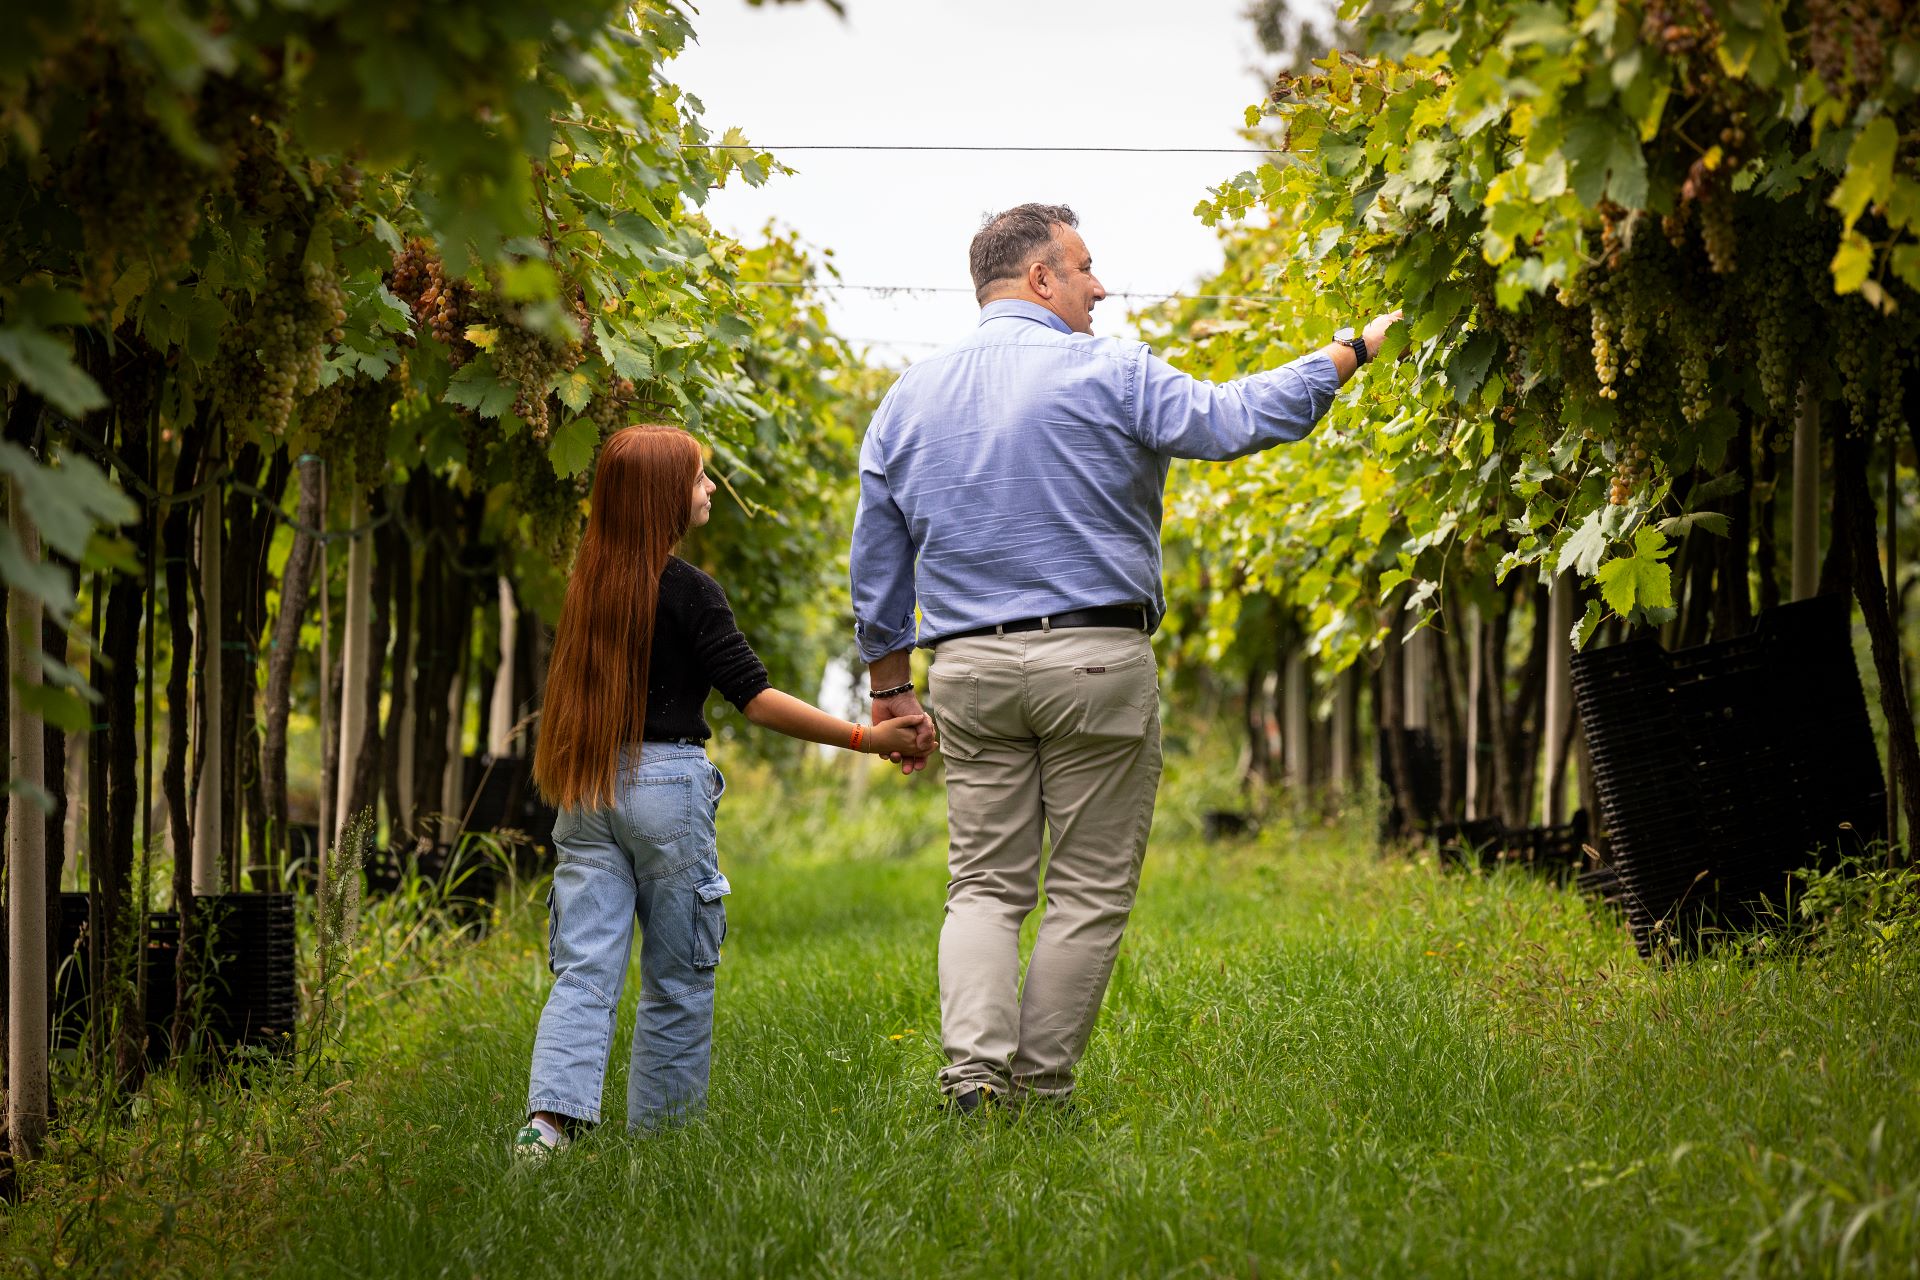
[488,576,517,756]
[1402,626,1431,731]
[1283,652,1309,791]
[1330,666,1353,796]
[440,653,466,843]
[1793,389,1820,602]
[1542,575,1574,826]
[6,478,49,1159]
[334,487,371,845]
[315,487,332,886]
[191,478,223,894]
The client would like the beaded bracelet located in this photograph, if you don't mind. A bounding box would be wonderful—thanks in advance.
[869,681,915,699]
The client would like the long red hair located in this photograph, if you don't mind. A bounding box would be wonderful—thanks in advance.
[534,424,703,809]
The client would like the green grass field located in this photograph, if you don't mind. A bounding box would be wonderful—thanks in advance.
[8,749,1920,1278]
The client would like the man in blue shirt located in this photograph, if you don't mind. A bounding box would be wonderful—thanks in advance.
[853,203,1396,1113]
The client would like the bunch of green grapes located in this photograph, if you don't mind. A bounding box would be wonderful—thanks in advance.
[328,378,396,489]
[589,377,638,433]
[484,302,590,442]
[1608,378,1665,506]
[57,53,203,306]
[1834,299,1881,435]
[1677,336,1712,428]
[497,430,585,558]
[1589,292,1622,401]
[1743,230,1815,418]
[245,254,347,434]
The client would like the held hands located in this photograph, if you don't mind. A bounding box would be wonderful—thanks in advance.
[871,692,938,775]
[864,713,936,764]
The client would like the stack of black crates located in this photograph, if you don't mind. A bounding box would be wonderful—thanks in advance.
[1570,595,1884,954]
[54,891,297,1062]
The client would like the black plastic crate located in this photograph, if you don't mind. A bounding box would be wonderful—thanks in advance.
[1433,818,1505,867]
[1571,595,1884,954]
[459,754,557,865]
[1378,726,1443,834]
[1506,813,1592,872]
[1433,813,1592,875]
[364,844,503,930]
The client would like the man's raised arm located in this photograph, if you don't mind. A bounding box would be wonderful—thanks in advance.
[1129,310,1401,462]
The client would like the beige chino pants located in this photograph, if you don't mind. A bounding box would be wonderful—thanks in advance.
[927,626,1163,1098]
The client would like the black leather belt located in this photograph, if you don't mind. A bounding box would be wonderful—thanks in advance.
[943,604,1150,642]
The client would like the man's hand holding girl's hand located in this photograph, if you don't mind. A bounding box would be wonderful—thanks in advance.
[866,713,938,768]
[871,691,938,775]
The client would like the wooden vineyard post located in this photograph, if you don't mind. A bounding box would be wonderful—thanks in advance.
[1793,389,1820,602]
[191,470,223,895]
[488,576,517,756]
[334,487,371,845]
[7,476,49,1159]
[1541,575,1574,826]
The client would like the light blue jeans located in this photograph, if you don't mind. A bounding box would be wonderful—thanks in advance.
[526,744,730,1132]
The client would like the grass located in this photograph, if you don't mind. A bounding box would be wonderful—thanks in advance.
[6,745,1920,1278]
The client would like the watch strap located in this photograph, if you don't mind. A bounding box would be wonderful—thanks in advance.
[1344,327,1370,367]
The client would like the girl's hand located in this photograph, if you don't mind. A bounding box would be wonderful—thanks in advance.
[868,713,936,759]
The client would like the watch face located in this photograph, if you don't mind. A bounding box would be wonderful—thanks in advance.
[1335,326,1356,343]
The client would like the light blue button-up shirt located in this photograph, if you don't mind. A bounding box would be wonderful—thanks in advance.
[850,299,1341,660]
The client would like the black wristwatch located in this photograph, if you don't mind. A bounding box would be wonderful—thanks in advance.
[1335,325,1370,367]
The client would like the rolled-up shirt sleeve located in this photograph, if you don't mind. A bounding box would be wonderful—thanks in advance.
[1127,347,1341,461]
[850,422,917,662]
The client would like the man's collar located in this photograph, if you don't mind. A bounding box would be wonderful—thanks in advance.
[978,298,1073,335]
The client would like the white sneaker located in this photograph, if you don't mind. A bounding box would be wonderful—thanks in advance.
[511,1117,569,1160]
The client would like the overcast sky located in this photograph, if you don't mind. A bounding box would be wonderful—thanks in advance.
[672,0,1286,364]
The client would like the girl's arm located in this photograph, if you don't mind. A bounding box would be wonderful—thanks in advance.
[743,688,933,758]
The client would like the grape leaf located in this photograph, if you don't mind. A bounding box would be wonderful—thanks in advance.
[553,367,594,413]
[1595,527,1674,616]
[1573,599,1602,651]
[0,326,108,417]
[1557,507,1611,577]
[1830,116,1898,228]
[444,363,516,419]
[548,417,599,480]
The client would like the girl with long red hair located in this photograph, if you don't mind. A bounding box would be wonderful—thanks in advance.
[515,424,932,1154]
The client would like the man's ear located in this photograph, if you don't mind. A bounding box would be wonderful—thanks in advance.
[1028,258,1054,299]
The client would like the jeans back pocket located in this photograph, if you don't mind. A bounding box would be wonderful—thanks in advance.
[620,774,696,846]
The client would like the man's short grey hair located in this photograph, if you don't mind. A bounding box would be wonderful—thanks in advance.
[969,203,1078,303]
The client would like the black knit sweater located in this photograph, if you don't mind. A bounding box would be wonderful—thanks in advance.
[643,556,771,742]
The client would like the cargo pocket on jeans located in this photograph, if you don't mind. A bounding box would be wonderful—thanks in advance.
[544,885,559,976]
[691,873,731,969]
